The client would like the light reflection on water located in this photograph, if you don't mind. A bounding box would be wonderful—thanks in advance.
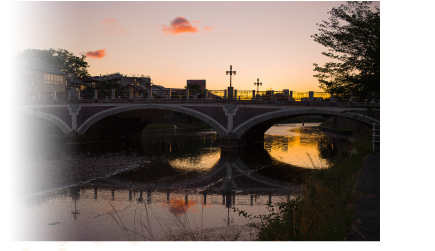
[13,124,347,241]
[264,123,330,168]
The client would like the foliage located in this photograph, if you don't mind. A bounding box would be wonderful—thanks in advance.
[312,1,380,99]
[84,81,125,91]
[239,129,373,241]
[184,84,203,92]
[16,48,89,77]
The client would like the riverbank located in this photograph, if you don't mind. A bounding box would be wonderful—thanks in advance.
[346,152,380,241]
[251,127,377,241]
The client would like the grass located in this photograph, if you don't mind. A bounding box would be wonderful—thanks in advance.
[236,129,374,241]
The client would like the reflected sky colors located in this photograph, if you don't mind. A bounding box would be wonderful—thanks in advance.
[13,124,345,240]
[265,123,330,168]
[168,148,220,172]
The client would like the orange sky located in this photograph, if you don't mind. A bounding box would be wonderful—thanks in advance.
[10,1,380,92]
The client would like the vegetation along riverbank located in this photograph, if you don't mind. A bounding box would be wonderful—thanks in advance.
[235,123,378,241]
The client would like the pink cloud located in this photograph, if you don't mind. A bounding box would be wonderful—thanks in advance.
[204,25,214,32]
[162,17,199,34]
[86,49,107,59]
[9,43,20,54]
[102,17,116,24]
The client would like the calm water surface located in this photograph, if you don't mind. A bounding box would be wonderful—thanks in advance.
[13,123,348,241]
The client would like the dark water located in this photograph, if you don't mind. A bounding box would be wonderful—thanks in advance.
[12,123,348,241]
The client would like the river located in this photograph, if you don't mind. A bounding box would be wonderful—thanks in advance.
[12,123,348,241]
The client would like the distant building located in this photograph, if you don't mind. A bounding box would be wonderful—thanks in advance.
[79,75,102,88]
[13,57,67,93]
[67,77,89,90]
[91,73,152,89]
[187,80,206,90]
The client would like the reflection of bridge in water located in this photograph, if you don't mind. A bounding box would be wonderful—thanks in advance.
[69,148,305,212]
[53,132,338,228]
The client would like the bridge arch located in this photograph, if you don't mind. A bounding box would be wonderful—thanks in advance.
[232,108,379,147]
[18,107,72,135]
[77,104,228,137]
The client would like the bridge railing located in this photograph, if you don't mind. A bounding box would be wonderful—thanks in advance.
[132,90,143,99]
[78,90,93,100]
[96,90,111,99]
[170,89,185,99]
[208,90,225,99]
[236,90,253,100]
[292,92,310,101]
[114,90,128,99]
[19,90,380,104]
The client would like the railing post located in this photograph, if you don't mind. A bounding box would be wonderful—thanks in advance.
[234,89,237,100]
[289,91,293,101]
[252,90,255,100]
[52,91,57,100]
[271,90,274,101]
[330,92,335,102]
[349,93,354,103]
[140,92,143,98]
[309,91,314,102]
[129,89,133,99]
[224,90,227,99]
[147,89,152,99]
[111,89,115,100]
[167,88,171,99]
[186,88,189,99]
[227,87,234,99]
[283,89,289,100]
[94,89,98,100]
[205,89,208,99]
[77,90,81,100]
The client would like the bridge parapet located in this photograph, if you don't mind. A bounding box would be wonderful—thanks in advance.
[19,96,380,108]
[19,95,380,148]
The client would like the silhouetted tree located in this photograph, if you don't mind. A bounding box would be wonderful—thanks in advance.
[16,48,89,77]
[312,1,380,99]
[184,84,203,92]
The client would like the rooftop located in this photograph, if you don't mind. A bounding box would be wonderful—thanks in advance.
[13,57,66,75]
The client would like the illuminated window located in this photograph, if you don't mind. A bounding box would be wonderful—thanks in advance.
[44,73,63,85]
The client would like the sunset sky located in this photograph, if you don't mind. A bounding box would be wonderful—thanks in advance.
[10,1,380,92]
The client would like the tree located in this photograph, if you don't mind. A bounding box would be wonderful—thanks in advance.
[184,84,203,92]
[16,48,90,77]
[312,1,380,99]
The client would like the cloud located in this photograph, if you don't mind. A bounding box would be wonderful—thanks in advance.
[101,17,116,24]
[204,25,214,32]
[101,17,127,35]
[11,18,30,24]
[86,49,107,59]
[162,17,199,34]
[9,43,20,54]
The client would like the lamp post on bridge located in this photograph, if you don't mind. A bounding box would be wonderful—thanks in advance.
[226,65,236,99]
[254,78,262,92]
[226,65,236,88]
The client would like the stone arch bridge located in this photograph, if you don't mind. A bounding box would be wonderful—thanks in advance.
[18,99,380,148]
